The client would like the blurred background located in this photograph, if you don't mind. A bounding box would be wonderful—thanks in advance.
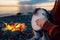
[0,0,56,40]
[0,0,55,17]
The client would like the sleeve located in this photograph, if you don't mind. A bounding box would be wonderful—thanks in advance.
[51,26,60,40]
[43,20,57,36]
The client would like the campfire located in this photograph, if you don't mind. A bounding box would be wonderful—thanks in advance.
[3,22,25,32]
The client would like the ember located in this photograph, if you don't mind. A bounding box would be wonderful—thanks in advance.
[3,22,25,32]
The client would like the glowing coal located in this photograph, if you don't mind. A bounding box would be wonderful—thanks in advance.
[3,22,25,32]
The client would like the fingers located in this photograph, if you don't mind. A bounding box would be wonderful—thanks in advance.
[35,19,43,27]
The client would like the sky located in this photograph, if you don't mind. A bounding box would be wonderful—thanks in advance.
[20,0,55,4]
[0,0,55,4]
[0,0,55,16]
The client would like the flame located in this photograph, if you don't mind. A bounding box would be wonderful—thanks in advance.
[3,22,25,32]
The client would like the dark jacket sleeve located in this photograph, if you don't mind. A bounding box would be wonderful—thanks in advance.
[51,0,60,25]
[43,20,60,40]
[51,26,60,40]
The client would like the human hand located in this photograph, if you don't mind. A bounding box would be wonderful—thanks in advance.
[35,19,43,27]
